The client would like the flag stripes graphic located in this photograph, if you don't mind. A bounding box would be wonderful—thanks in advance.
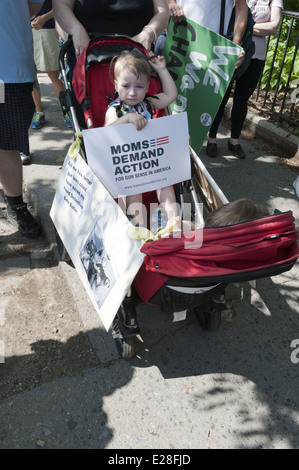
[156,136,169,145]
[150,136,169,147]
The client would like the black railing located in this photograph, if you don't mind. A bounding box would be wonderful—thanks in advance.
[252,10,298,125]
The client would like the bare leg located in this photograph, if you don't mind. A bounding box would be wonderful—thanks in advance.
[156,185,180,224]
[47,70,65,102]
[32,71,65,113]
[0,148,41,237]
[0,149,22,197]
[32,79,43,113]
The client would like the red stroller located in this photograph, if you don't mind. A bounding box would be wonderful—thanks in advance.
[58,35,299,359]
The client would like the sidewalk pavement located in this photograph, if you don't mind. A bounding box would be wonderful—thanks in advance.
[223,98,299,160]
[1,73,299,449]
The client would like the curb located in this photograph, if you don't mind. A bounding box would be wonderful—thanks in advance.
[224,98,299,160]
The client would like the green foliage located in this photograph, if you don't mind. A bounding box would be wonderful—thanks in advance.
[261,17,299,92]
[283,0,298,13]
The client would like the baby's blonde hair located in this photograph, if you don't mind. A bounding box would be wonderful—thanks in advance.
[110,51,152,83]
[205,198,269,227]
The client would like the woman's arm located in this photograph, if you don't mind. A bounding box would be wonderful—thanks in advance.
[233,0,248,46]
[232,0,248,69]
[52,0,90,56]
[31,10,54,30]
[253,7,282,37]
[132,0,169,51]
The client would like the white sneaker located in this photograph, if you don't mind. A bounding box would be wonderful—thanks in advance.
[20,152,31,165]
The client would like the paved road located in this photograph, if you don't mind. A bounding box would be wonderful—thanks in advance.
[0,73,298,450]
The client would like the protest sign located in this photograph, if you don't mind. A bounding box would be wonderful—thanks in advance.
[82,112,190,198]
[50,154,145,331]
[163,18,242,154]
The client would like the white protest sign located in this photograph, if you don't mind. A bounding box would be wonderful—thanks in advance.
[82,112,191,198]
[50,154,145,331]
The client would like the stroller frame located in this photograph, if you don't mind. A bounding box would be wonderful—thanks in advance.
[57,36,299,359]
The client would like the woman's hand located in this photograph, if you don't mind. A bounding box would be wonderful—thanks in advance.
[235,48,245,69]
[132,28,154,51]
[31,15,48,30]
[72,24,90,58]
[169,2,184,22]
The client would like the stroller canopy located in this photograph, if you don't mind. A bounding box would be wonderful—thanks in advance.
[72,35,163,128]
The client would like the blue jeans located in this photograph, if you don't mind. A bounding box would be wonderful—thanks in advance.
[154,30,167,56]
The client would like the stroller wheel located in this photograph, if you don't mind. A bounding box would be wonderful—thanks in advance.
[111,309,137,359]
[113,333,136,359]
[54,227,71,262]
[194,295,226,331]
[194,308,222,331]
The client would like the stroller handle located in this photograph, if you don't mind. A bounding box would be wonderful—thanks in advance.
[58,38,74,75]
[58,38,81,134]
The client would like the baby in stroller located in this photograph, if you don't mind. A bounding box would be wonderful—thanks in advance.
[104,50,181,237]
[205,198,270,227]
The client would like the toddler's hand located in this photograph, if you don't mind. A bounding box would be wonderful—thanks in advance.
[127,113,147,130]
[148,52,166,71]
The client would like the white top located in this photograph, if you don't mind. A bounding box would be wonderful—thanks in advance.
[248,0,283,60]
[176,0,235,35]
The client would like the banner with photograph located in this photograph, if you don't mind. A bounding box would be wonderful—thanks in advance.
[82,112,191,198]
[50,154,145,331]
[163,18,242,153]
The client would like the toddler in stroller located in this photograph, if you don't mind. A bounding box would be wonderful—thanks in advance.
[104,50,181,237]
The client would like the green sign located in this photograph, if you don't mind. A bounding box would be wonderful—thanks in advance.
[163,18,242,154]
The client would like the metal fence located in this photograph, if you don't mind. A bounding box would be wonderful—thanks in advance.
[252,10,299,125]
